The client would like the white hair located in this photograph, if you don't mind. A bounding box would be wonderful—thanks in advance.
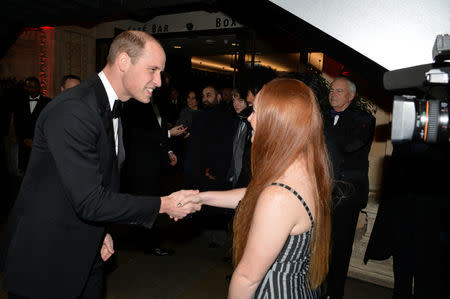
[334,77,356,93]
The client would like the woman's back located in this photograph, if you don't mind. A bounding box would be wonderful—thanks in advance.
[253,183,318,299]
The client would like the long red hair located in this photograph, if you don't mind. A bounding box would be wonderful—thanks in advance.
[232,78,331,289]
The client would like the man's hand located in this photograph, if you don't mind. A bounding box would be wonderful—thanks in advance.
[177,192,202,207]
[24,138,33,148]
[169,125,187,137]
[100,233,114,262]
[168,152,177,166]
[160,189,201,220]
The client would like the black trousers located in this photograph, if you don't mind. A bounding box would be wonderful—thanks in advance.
[326,199,361,299]
[79,253,104,299]
[8,254,103,299]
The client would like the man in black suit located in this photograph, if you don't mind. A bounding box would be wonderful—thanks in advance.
[323,77,375,299]
[185,85,236,191]
[121,98,186,256]
[13,76,51,173]
[184,85,236,247]
[0,30,200,299]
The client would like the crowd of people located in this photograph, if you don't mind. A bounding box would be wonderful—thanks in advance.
[2,30,442,299]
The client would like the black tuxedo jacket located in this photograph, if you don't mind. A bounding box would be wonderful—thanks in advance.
[13,94,51,170]
[121,99,171,196]
[186,102,236,191]
[13,94,51,140]
[0,75,161,298]
[323,103,375,208]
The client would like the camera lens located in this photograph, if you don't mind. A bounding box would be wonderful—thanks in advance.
[414,99,449,143]
[392,97,449,143]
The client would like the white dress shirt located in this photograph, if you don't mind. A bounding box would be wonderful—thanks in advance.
[29,95,40,113]
[98,71,120,155]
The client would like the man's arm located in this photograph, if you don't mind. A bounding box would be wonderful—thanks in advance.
[44,101,196,228]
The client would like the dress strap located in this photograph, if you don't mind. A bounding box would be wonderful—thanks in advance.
[271,182,314,227]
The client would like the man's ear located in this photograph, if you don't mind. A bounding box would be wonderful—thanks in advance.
[217,93,222,102]
[118,52,130,72]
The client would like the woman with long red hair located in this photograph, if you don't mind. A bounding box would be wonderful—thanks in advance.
[179,78,332,298]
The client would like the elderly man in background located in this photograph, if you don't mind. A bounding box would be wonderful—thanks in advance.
[323,77,375,299]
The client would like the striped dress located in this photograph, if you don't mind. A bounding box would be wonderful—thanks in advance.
[253,183,319,299]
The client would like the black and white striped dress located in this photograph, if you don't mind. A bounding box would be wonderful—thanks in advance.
[253,182,319,299]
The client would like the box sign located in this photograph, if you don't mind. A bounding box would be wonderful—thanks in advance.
[95,11,243,39]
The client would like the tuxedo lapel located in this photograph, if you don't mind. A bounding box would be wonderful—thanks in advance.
[32,98,47,118]
[92,76,116,153]
[117,117,125,169]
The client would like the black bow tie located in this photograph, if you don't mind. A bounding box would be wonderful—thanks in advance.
[330,109,343,118]
[112,100,123,119]
[29,97,39,102]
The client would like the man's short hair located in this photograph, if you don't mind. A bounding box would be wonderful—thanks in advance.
[203,85,219,94]
[106,30,158,64]
[334,77,356,94]
[60,75,81,88]
[25,76,40,86]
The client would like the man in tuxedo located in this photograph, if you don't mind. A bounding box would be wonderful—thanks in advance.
[0,30,200,299]
[13,76,51,172]
[323,77,375,299]
[121,98,186,256]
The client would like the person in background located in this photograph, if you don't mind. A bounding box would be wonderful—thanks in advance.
[231,66,278,189]
[60,74,81,92]
[12,76,51,173]
[220,86,234,113]
[121,96,183,256]
[227,88,251,189]
[176,90,202,135]
[184,84,236,248]
[231,88,248,115]
[323,77,375,299]
[185,85,236,191]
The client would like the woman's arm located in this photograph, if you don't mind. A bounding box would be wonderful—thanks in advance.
[178,188,246,209]
[228,186,298,299]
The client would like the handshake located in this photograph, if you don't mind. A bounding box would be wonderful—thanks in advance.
[159,189,203,221]
[101,190,203,262]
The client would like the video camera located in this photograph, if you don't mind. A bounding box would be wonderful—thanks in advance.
[384,34,450,143]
